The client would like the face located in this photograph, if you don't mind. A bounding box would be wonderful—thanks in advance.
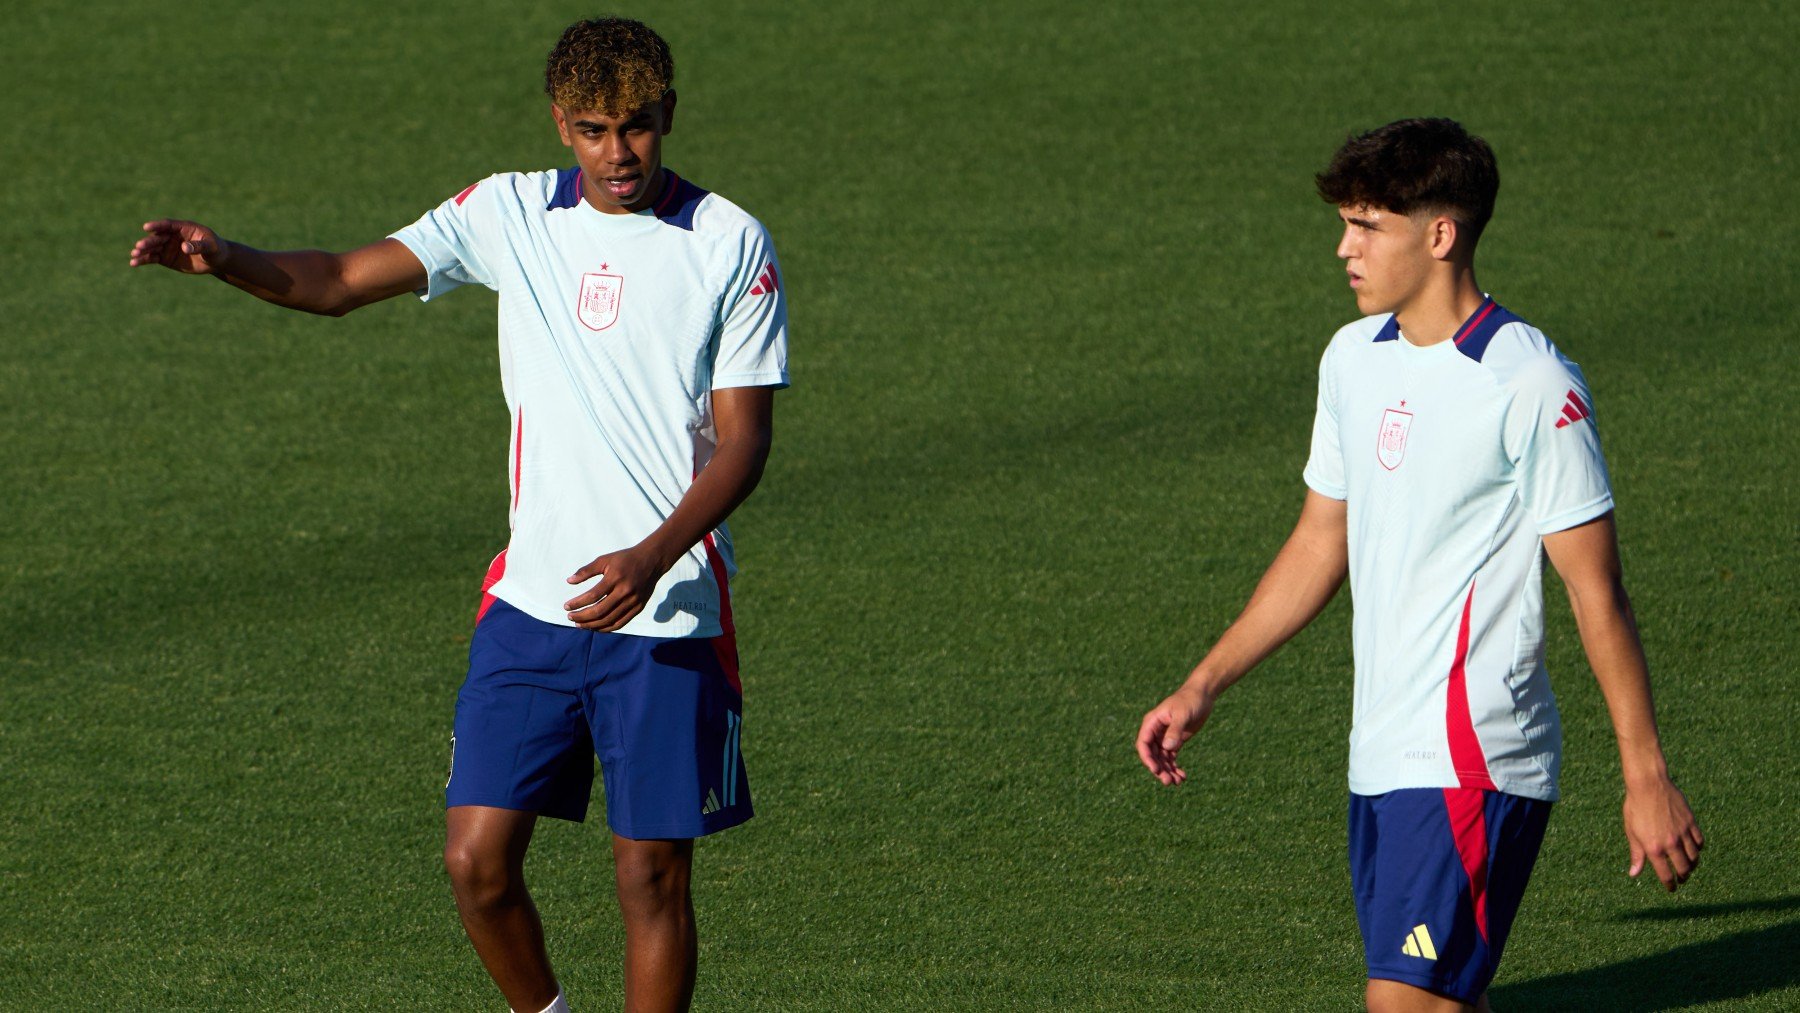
[552,92,678,214]
[1335,204,1442,317]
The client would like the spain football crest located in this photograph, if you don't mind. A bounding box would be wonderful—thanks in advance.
[1377,408,1413,471]
[577,271,623,331]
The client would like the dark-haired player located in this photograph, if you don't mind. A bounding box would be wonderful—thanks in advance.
[131,17,786,1013]
[1136,119,1701,1012]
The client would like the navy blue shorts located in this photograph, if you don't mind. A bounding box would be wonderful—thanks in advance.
[1349,788,1551,1002]
[447,597,752,839]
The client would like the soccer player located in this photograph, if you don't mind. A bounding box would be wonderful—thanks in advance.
[1135,119,1702,1012]
[129,18,787,1013]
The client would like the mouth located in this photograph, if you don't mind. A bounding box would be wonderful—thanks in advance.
[601,173,642,199]
[1346,269,1363,288]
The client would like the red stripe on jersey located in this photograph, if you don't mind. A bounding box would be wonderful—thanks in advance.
[453,182,480,206]
[511,408,524,514]
[702,533,743,696]
[1443,788,1493,942]
[475,549,507,625]
[1446,581,1498,790]
[1453,300,1498,346]
[1568,390,1591,417]
[1561,402,1584,424]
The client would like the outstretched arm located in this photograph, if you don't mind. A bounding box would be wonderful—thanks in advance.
[1543,513,1703,891]
[1137,490,1349,784]
[129,219,426,316]
[561,386,775,632]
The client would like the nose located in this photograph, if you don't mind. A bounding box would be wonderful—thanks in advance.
[1335,224,1356,260]
[601,132,637,166]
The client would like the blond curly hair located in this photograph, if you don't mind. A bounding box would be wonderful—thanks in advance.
[544,17,673,115]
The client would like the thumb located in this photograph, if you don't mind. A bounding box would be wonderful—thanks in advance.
[1627,841,1645,878]
[569,555,611,583]
[1161,718,1186,754]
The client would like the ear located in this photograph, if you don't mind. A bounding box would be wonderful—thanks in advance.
[660,89,678,136]
[551,104,573,148]
[1427,215,1460,261]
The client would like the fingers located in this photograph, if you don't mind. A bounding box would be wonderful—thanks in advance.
[1631,834,1698,891]
[1135,709,1186,785]
[568,590,645,632]
[564,571,648,631]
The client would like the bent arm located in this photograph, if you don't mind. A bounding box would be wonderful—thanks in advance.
[562,386,775,631]
[1543,513,1703,890]
[131,219,426,317]
[1137,490,1348,783]
[640,385,775,571]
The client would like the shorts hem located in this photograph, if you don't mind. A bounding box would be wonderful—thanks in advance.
[445,793,590,824]
[1366,966,1485,1004]
[609,806,754,841]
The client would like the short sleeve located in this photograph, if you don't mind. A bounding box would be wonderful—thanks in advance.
[388,177,500,301]
[711,225,790,390]
[1505,356,1614,534]
[1302,342,1347,500]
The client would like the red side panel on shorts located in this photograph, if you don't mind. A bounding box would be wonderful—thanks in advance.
[475,549,507,626]
[702,533,742,695]
[1443,788,1492,942]
[1446,581,1497,790]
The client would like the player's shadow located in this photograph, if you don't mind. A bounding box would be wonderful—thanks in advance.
[1491,898,1800,1011]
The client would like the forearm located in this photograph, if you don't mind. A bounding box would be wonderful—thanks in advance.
[1569,578,1670,786]
[211,241,364,316]
[638,435,771,571]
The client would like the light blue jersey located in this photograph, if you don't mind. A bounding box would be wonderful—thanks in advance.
[392,168,789,637]
[1304,299,1611,801]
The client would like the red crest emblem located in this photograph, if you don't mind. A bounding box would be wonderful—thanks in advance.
[577,272,623,331]
[1376,408,1413,471]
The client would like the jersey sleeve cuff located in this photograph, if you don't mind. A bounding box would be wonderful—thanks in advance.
[1534,493,1614,535]
[1302,469,1347,501]
[387,230,458,302]
[711,370,790,391]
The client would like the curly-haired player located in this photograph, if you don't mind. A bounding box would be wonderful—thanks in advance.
[1137,119,1701,1012]
[131,17,788,1012]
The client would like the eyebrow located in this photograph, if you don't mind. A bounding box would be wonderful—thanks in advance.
[1344,214,1380,229]
[573,114,652,130]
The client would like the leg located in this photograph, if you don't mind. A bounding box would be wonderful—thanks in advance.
[612,834,696,1013]
[446,805,561,1012]
[1366,978,1490,1012]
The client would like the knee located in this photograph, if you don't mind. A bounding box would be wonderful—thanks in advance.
[613,846,692,919]
[443,838,519,911]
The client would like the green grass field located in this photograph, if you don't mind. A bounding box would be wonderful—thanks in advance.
[4,0,1796,1008]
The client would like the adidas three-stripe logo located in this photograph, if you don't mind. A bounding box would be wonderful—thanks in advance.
[1553,388,1593,429]
[1400,924,1438,961]
[749,263,780,296]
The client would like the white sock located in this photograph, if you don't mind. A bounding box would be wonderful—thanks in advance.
[511,991,569,1013]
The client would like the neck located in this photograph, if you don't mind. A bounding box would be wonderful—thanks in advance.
[1392,265,1485,346]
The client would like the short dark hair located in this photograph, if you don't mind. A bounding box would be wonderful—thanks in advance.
[545,16,674,116]
[1316,118,1499,243]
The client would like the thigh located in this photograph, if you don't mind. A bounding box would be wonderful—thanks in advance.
[449,599,596,823]
[585,633,752,840]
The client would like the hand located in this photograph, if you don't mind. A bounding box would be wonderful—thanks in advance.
[563,543,672,632]
[130,219,231,275]
[1136,684,1217,785]
[1623,777,1704,891]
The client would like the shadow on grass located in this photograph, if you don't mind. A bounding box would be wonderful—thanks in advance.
[1491,919,1799,1011]
[1611,894,1800,922]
